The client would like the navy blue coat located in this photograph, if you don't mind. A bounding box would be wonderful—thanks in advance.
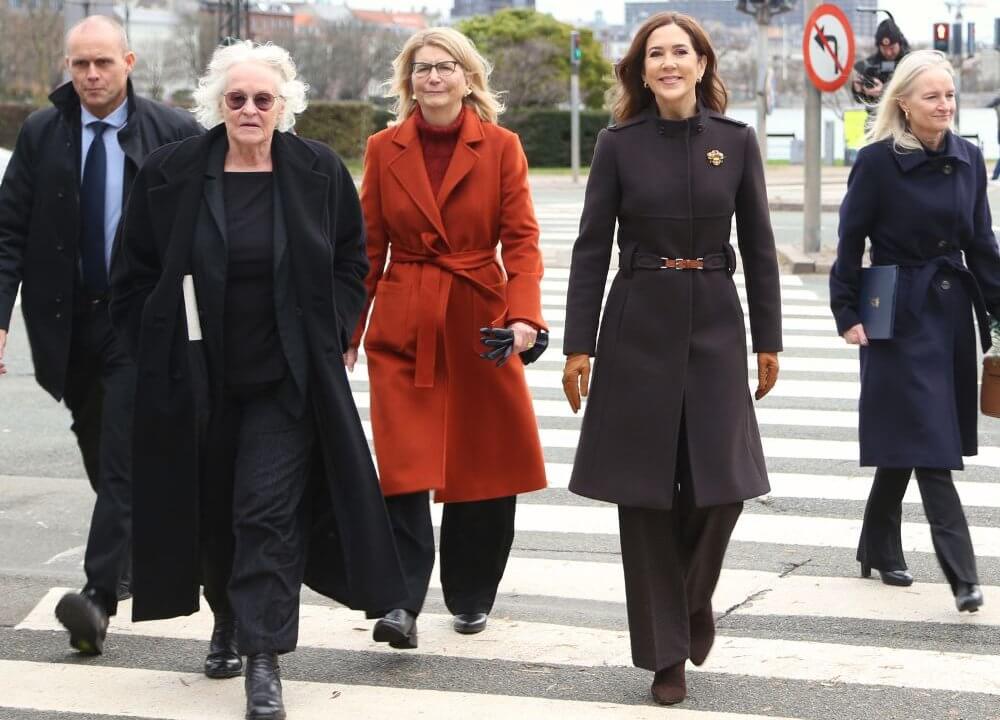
[830,133,1000,469]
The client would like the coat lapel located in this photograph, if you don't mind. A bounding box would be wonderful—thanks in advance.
[202,138,228,249]
[436,108,483,209]
[387,117,449,245]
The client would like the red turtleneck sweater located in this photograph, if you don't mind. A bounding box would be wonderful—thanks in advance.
[414,107,465,197]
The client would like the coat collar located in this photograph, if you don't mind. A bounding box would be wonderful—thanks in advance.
[50,77,138,124]
[891,131,972,173]
[387,105,485,248]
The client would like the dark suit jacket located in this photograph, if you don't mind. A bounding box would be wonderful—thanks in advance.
[110,125,406,621]
[0,79,202,398]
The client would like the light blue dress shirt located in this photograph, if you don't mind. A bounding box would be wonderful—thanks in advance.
[80,99,128,272]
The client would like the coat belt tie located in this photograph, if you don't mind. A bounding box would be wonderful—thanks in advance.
[389,246,505,388]
[904,254,992,352]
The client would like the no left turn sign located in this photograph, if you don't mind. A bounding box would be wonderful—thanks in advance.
[803,3,856,92]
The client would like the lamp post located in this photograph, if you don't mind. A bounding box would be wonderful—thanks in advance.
[736,0,794,165]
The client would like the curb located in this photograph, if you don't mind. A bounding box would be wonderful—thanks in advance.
[768,201,841,212]
[775,244,835,275]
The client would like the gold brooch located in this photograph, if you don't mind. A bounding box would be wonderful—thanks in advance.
[706,149,724,166]
[870,297,880,308]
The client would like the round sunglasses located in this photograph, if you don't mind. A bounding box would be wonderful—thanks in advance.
[223,91,283,112]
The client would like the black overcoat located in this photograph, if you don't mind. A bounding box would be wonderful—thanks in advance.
[0,80,202,398]
[563,107,783,510]
[109,126,406,621]
[830,134,1000,469]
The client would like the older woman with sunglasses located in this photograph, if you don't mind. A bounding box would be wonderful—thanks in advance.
[110,41,405,720]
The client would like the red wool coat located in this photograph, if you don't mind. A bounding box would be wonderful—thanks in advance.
[352,107,548,502]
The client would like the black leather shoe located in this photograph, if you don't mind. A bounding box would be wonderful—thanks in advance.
[245,653,285,720]
[955,583,984,613]
[373,609,418,649]
[861,564,913,587]
[55,589,109,655]
[205,613,243,679]
[453,613,488,635]
[116,581,132,602]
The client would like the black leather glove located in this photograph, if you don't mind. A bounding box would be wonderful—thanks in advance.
[479,327,515,367]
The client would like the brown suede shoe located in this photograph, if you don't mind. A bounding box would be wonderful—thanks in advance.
[689,604,715,666]
[650,662,686,705]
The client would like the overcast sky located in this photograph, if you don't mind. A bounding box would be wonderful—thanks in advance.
[345,1,998,43]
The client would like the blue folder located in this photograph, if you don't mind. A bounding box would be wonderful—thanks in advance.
[859,265,898,340]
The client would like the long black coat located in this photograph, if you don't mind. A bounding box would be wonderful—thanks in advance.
[110,126,406,621]
[564,107,783,510]
[0,80,202,399]
[830,134,1000,469]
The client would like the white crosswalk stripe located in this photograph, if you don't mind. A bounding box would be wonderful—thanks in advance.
[6,200,999,719]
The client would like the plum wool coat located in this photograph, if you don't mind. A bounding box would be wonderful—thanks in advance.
[353,106,547,502]
[563,107,783,510]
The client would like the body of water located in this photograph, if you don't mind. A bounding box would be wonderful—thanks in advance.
[729,107,1000,162]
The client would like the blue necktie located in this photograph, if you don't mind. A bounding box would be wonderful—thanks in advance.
[80,121,109,295]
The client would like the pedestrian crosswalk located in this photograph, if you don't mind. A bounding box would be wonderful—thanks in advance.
[4,202,999,719]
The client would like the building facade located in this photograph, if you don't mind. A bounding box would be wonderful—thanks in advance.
[451,0,534,19]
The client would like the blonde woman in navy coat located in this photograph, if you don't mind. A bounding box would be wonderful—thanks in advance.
[830,51,1000,612]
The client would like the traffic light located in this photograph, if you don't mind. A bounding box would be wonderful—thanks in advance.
[933,22,949,53]
[569,31,582,68]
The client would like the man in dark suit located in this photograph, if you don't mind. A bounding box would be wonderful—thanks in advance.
[0,14,202,655]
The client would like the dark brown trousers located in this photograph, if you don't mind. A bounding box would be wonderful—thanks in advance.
[617,414,742,672]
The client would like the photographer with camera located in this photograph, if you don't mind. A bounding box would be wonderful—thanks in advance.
[852,19,910,108]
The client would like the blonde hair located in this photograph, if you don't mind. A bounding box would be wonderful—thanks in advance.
[867,50,954,152]
[192,40,308,132]
[386,27,503,124]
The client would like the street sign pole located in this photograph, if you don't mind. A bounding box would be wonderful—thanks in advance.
[570,31,581,184]
[804,0,822,254]
[802,3,855,256]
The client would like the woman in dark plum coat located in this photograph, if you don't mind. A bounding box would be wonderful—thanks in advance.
[562,12,782,705]
[830,51,1000,613]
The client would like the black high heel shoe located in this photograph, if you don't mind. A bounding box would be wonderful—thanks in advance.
[861,564,914,587]
[955,583,984,613]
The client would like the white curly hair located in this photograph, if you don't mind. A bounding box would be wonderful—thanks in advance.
[192,40,308,132]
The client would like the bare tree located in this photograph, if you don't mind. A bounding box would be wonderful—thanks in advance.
[488,39,565,108]
[0,0,65,101]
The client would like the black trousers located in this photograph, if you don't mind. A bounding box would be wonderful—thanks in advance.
[857,467,979,591]
[617,412,742,672]
[61,302,135,616]
[377,491,516,617]
[200,382,315,655]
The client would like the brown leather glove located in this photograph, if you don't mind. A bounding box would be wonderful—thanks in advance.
[562,353,591,414]
[755,352,779,400]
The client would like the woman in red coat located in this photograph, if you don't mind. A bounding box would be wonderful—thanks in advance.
[346,26,547,648]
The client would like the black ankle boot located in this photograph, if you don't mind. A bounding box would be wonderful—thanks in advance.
[245,653,285,720]
[204,613,242,679]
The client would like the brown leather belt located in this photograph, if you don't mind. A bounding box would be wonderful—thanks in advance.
[625,250,732,272]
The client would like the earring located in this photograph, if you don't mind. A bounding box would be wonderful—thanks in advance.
[643,80,649,88]
[697,76,703,83]
[464,87,472,97]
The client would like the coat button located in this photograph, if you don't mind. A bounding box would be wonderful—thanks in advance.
[54,295,62,304]
[295,306,303,317]
[937,240,948,249]
[942,164,953,175]
[55,311,62,319]
[940,279,952,290]
[57,192,64,199]
[55,244,64,252]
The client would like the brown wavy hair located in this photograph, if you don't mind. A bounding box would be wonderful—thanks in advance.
[611,12,727,123]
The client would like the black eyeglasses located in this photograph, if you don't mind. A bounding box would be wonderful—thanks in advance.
[223,91,282,111]
[411,61,461,78]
